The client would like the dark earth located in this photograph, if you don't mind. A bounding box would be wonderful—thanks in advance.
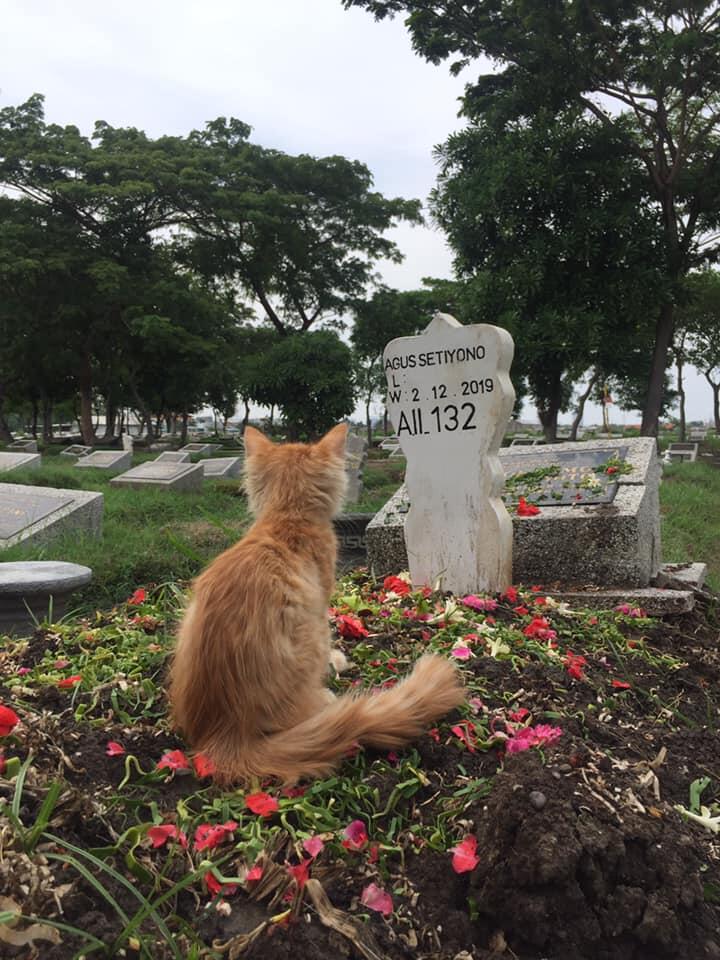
[1,577,719,960]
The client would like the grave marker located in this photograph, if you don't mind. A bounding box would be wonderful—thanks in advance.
[202,457,243,479]
[8,439,38,453]
[155,451,191,463]
[75,450,132,472]
[60,444,93,458]
[383,312,515,594]
[0,483,103,549]
[0,452,41,474]
[179,443,215,458]
[111,461,203,491]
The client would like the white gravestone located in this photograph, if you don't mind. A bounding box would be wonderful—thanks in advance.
[383,313,515,594]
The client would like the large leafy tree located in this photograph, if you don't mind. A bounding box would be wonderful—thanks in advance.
[683,270,720,432]
[431,112,667,439]
[176,118,423,335]
[344,0,720,436]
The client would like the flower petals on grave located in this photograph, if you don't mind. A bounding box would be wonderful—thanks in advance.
[105,741,125,757]
[245,792,279,816]
[360,882,393,916]
[0,705,19,737]
[450,835,480,874]
[334,614,369,638]
[156,749,190,772]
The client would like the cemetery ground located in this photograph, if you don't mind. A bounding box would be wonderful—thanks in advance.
[0,448,719,958]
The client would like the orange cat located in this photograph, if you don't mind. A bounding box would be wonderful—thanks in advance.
[168,423,464,785]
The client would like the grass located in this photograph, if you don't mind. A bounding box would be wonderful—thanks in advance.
[660,460,720,591]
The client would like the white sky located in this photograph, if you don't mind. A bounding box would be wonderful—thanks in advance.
[1,0,712,425]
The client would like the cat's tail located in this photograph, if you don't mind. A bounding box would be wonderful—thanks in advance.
[211,654,464,785]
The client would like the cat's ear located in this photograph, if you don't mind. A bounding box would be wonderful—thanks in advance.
[317,422,348,458]
[243,426,272,457]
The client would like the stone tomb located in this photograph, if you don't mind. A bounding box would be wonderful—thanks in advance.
[367,437,661,589]
[345,433,368,503]
[111,460,203,491]
[0,482,103,550]
[665,442,699,463]
[8,439,38,453]
[0,451,41,474]
[155,451,191,463]
[202,457,243,479]
[60,444,93,458]
[75,450,132,472]
[179,443,215,458]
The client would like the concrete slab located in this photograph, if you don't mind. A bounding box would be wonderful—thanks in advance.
[0,560,93,635]
[110,461,203,491]
[8,439,38,453]
[655,562,708,591]
[553,587,694,616]
[75,450,132,472]
[202,457,243,479]
[0,483,103,550]
[155,451,191,463]
[0,452,41,474]
[179,443,216,458]
[60,445,93,458]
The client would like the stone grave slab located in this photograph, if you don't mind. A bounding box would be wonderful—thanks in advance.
[345,433,368,503]
[382,312,515,594]
[155,451,191,463]
[378,437,400,451]
[0,561,93,635]
[75,450,133,472]
[509,438,542,447]
[60,444,93,458]
[179,443,215,458]
[111,461,203,491]
[0,483,103,550]
[0,452,41,474]
[8,439,38,453]
[666,442,698,462]
[202,457,243,479]
[366,436,661,589]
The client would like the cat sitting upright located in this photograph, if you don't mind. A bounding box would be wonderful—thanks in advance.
[168,423,464,785]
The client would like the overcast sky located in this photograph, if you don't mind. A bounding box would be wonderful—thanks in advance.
[1,0,712,424]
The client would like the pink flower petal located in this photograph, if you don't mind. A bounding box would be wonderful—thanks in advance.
[450,835,479,874]
[105,741,125,757]
[360,882,393,916]
[302,836,325,858]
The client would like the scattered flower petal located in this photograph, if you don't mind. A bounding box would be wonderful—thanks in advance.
[192,753,216,778]
[335,614,369,639]
[156,749,190,772]
[360,882,393,916]
[57,675,82,689]
[205,871,238,897]
[302,836,325,858]
[517,497,541,516]
[612,679,632,690]
[450,835,479,874]
[0,705,20,737]
[245,792,279,817]
[106,741,125,757]
[383,575,411,596]
[342,819,368,851]
[128,588,147,606]
[148,824,188,849]
[194,820,238,851]
[461,595,498,612]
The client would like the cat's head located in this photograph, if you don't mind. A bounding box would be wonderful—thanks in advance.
[242,424,349,518]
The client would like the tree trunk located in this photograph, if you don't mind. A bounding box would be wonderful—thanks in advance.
[102,399,117,441]
[570,372,599,441]
[383,408,389,436]
[31,398,39,438]
[78,354,95,446]
[366,396,372,448]
[269,405,275,428]
[641,301,675,437]
[676,354,686,442]
[42,398,54,443]
[537,374,563,442]
[0,382,13,441]
[243,399,250,427]
[705,373,720,435]
[180,411,189,445]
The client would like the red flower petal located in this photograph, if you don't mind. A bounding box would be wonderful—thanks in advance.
[128,588,147,606]
[245,792,279,817]
[450,835,480,874]
[192,753,216,778]
[106,741,125,757]
[382,575,410,596]
[156,749,190,772]
[360,882,393,916]
[246,864,263,882]
[205,871,238,898]
[0,705,20,737]
[287,859,312,889]
[57,675,82,689]
[334,614,369,639]
[612,679,631,690]
[194,820,238,851]
[148,824,187,849]
[342,819,368,851]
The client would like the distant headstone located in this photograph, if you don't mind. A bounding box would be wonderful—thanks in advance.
[75,450,132,472]
[202,457,243,479]
[155,451,191,463]
[345,434,368,503]
[0,452,41,474]
[665,442,698,463]
[60,444,93,458]
[367,437,661,588]
[121,433,134,452]
[8,439,38,453]
[179,443,214,458]
[379,436,400,451]
[383,312,515,594]
[0,561,93,636]
[110,461,203,491]
[0,483,103,550]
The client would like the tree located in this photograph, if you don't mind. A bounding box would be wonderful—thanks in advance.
[249,330,357,438]
[430,112,667,440]
[344,0,720,436]
[177,118,423,335]
[683,271,720,433]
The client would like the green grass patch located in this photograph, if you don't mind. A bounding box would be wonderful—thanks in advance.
[660,460,720,590]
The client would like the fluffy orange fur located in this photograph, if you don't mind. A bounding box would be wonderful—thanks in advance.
[168,423,465,785]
